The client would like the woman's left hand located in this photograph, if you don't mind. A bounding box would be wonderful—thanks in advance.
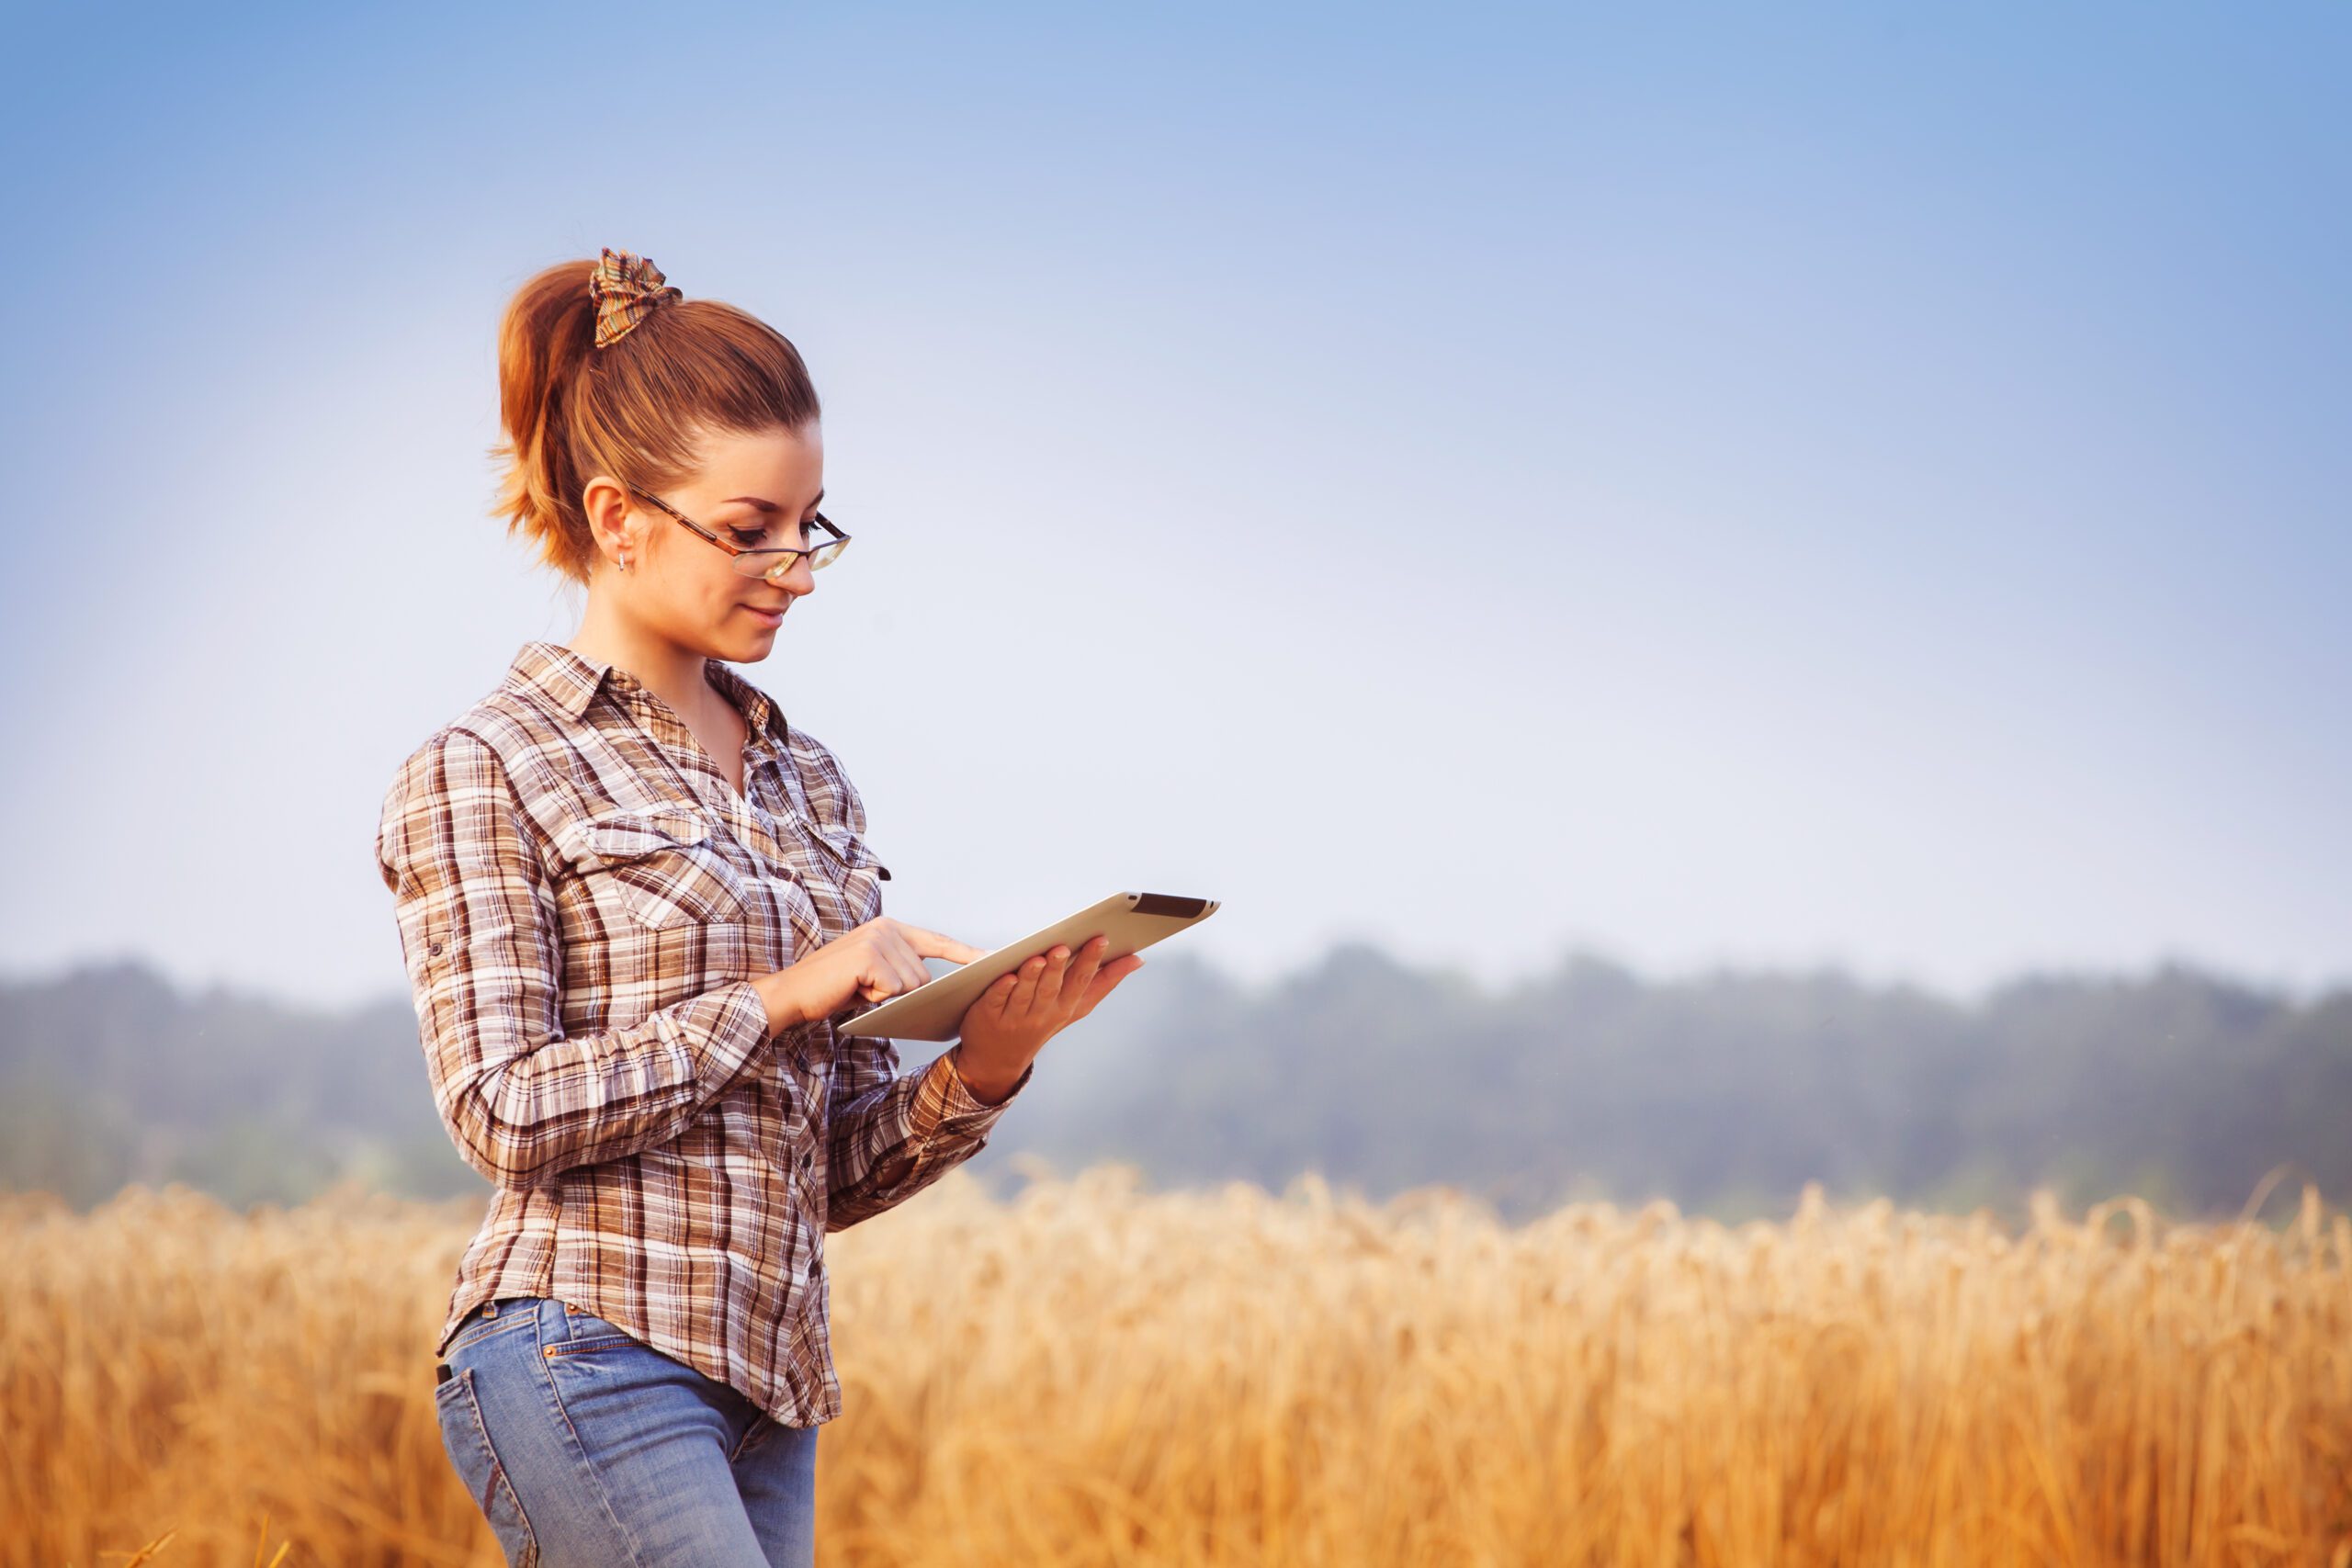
[953,934,1144,1099]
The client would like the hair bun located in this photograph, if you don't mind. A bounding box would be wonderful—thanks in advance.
[590,246,684,349]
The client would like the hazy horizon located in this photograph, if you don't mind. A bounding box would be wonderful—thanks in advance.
[2,930,2339,1022]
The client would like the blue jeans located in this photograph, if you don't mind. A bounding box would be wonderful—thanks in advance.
[432,1295,819,1566]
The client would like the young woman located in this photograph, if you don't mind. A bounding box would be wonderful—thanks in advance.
[375,247,1144,1567]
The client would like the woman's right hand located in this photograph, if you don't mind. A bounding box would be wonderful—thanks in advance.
[747,918,988,1035]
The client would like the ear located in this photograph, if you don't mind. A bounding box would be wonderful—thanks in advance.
[580,474,639,563]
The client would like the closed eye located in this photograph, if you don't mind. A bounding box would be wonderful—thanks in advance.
[729,522,815,548]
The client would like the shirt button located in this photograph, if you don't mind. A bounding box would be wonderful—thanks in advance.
[799,1151,812,1171]
[427,941,444,955]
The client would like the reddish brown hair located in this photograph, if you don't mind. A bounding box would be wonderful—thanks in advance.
[489,255,821,584]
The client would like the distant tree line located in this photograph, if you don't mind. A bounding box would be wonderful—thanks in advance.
[4,947,2345,1224]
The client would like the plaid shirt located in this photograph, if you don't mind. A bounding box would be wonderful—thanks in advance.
[375,638,1031,1427]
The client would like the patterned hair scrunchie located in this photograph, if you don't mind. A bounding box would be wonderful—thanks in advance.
[590,246,684,349]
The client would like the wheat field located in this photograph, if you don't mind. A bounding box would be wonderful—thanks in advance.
[4,1166,2348,1567]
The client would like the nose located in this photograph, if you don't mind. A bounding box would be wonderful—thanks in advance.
[760,558,817,596]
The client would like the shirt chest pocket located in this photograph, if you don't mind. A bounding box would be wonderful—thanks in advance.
[560,807,751,930]
[807,821,888,881]
[791,820,891,926]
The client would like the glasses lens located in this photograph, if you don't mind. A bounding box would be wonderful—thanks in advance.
[733,535,848,581]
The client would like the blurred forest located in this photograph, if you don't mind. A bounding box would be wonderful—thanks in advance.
[4,946,2346,1225]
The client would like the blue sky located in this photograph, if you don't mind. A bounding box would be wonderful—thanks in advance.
[2,1,2345,1010]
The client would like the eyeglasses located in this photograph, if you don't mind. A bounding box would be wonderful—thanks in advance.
[626,484,852,582]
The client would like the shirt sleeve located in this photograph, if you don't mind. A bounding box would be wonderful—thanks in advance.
[376,726,776,1189]
[822,1032,1032,1232]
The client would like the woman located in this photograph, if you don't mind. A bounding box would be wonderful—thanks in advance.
[375,247,1144,1566]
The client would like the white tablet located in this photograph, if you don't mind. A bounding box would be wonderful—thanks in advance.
[833,890,1220,1041]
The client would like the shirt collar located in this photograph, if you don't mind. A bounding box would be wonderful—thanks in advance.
[505,639,606,718]
[505,640,792,756]
[704,655,793,759]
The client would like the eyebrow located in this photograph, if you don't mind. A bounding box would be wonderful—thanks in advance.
[718,489,823,515]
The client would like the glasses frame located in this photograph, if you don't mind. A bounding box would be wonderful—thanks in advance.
[625,483,852,581]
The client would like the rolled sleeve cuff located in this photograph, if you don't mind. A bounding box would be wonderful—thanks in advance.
[922,1050,1033,1137]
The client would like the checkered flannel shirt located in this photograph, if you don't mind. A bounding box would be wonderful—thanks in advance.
[375,639,1031,1426]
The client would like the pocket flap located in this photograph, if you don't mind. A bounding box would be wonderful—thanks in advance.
[576,808,719,864]
[808,821,891,879]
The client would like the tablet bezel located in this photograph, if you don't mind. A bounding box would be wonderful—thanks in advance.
[832,890,1219,1042]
